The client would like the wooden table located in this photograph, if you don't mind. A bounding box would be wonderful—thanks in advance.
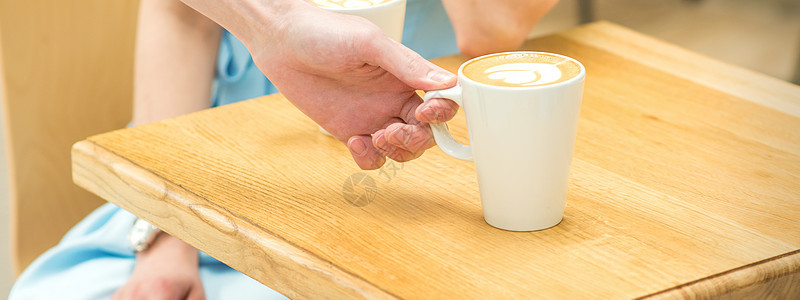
[72,22,800,299]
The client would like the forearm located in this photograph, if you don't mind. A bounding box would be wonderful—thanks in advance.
[132,0,222,125]
[130,0,218,267]
[177,0,312,53]
[441,0,559,57]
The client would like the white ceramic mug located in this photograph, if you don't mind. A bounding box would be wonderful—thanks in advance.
[314,0,407,136]
[424,51,585,231]
[314,0,406,42]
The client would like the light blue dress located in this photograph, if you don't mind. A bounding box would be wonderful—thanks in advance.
[9,1,457,299]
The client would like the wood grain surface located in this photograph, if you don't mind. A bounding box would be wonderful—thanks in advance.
[73,22,800,299]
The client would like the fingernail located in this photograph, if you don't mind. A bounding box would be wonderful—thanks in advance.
[373,133,387,151]
[428,70,455,83]
[349,138,368,157]
[421,106,439,122]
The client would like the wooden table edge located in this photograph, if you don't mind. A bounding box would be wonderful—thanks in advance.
[641,249,800,299]
[71,139,399,300]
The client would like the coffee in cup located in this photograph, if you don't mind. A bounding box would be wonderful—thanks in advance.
[462,52,582,87]
[424,51,585,232]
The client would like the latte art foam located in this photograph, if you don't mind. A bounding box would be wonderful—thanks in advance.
[463,52,581,87]
[313,0,392,9]
[484,63,564,86]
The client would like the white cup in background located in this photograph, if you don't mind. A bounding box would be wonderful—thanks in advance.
[314,0,405,42]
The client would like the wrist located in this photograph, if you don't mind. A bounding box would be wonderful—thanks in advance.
[135,234,199,264]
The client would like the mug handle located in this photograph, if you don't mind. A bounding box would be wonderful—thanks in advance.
[423,86,473,161]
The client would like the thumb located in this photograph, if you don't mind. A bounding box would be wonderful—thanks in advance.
[362,36,457,91]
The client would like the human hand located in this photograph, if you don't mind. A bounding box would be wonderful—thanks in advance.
[176,0,460,169]
[245,3,458,169]
[113,234,204,300]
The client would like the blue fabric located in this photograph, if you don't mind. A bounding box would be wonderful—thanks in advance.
[402,0,458,59]
[9,203,284,300]
[10,0,456,298]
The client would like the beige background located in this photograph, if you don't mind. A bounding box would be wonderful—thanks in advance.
[1,0,798,297]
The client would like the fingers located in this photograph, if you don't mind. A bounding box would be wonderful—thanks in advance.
[347,135,386,170]
[349,124,431,169]
[369,92,442,162]
[416,97,459,124]
[373,123,436,162]
[346,33,457,167]
[373,129,416,163]
[386,123,436,156]
[361,36,457,91]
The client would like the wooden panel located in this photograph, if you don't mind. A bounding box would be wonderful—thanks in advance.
[73,22,800,298]
[0,0,140,274]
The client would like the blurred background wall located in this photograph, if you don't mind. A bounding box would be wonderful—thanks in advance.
[1,0,139,297]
